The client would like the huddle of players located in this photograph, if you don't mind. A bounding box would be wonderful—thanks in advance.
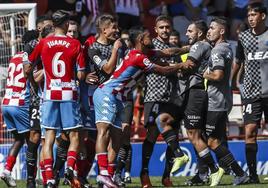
[1,2,267,188]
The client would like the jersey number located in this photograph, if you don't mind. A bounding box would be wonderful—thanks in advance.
[31,108,40,120]
[7,63,25,88]
[243,104,252,115]
[52,52,66,77]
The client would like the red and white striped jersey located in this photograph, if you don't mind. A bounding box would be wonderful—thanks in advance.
[2,52,30,106]
[100,49,154,101]
[27,35,85,101]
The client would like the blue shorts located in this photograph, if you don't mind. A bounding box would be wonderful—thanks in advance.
[2,106,30,134]
[93,88,124,129]
[41,101,82,130]
[81,109,96,130]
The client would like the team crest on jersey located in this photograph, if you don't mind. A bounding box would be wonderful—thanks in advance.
[93,55,102,65]
[143,58,151,66]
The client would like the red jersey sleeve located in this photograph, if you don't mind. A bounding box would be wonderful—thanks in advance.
[28,39,43,64]
[136,54,154,71]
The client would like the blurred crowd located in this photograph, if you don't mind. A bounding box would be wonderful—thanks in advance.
[1,0,268,42]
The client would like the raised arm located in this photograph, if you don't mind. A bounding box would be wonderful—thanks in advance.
[101,39,122,74]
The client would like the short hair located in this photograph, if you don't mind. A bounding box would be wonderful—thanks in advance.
[69,20,78,26]
[211,17,228,30]
[41,24,55,38]
[96,14,116,34]
[22,30,39,44]
[36,14,51,26]
[121,29,129,36]
[170,30,180,38]
[129,28,145,46]
[52,10,70,27]
[248,2,267,15]
[155,15,172,25]
[193,20,208,36]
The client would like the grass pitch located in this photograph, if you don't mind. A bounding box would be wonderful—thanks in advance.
[1,176,268,187]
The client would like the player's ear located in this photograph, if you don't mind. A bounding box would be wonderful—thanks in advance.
[197,31,203,38]
[261,13,266,21]
[154,26,158,35]
[220,28,225,35]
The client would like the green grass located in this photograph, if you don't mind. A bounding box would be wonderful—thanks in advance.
[1,176,268,187]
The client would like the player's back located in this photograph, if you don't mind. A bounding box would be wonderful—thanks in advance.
[30,35,82,101]
[2,52,30,106]
[40,35,80,81]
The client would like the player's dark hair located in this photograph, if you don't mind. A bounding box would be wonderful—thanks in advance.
[155,15,172,25]
[248,2,267,15]
[96,14,116,34]
[129,28,145,46]
[211,17,228,30]
[121,29,129,36]
[211,16,229,37]
[52,10,70,27]
[22,30,39,44]
[170,30,180,38]
[69,20,78,26]
[41,24,55,38]
[36,14,51,26]
[193,20,208,36]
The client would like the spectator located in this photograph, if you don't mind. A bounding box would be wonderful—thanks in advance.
[109,0,144,30]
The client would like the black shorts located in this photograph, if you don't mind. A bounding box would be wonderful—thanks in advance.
[242,98,268,125]
[121,100,134,125]
[143,102,183,127]
[29,105,41,131]
[205,111,227,138]
[184,88,207,130]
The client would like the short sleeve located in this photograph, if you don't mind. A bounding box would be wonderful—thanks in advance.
[88,48,107,69]
[211,50,225,71]
[27,40,43,64]
[139,56,154,72]
[187,42,209,64]
[235,40,245,64]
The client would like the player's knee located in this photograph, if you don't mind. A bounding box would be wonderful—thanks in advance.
[30,131,41,144]
[207,137,219,150]
[245,124,258,141]
[155,113,174,133]
[57,136,70,150]
[187,129,200,142]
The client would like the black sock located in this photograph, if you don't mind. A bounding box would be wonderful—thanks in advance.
[162,146,174,178]
[116,145,128,174]
[245,143,258,177]
[194,148,208,176]
[213,144,244,177]
[125,145,132,173]
[53,137,69,175]
[141,139,155,172]
[199,148,218,173]
[26,141,39,181]
[162,130,183,157]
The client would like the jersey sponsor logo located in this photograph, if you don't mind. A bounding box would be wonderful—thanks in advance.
[211,53,220,62]
[190,44,198,53]
[248,51,268,60]
[93,55,102,65]
[143,58,151,67]
[49,79,76,89]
